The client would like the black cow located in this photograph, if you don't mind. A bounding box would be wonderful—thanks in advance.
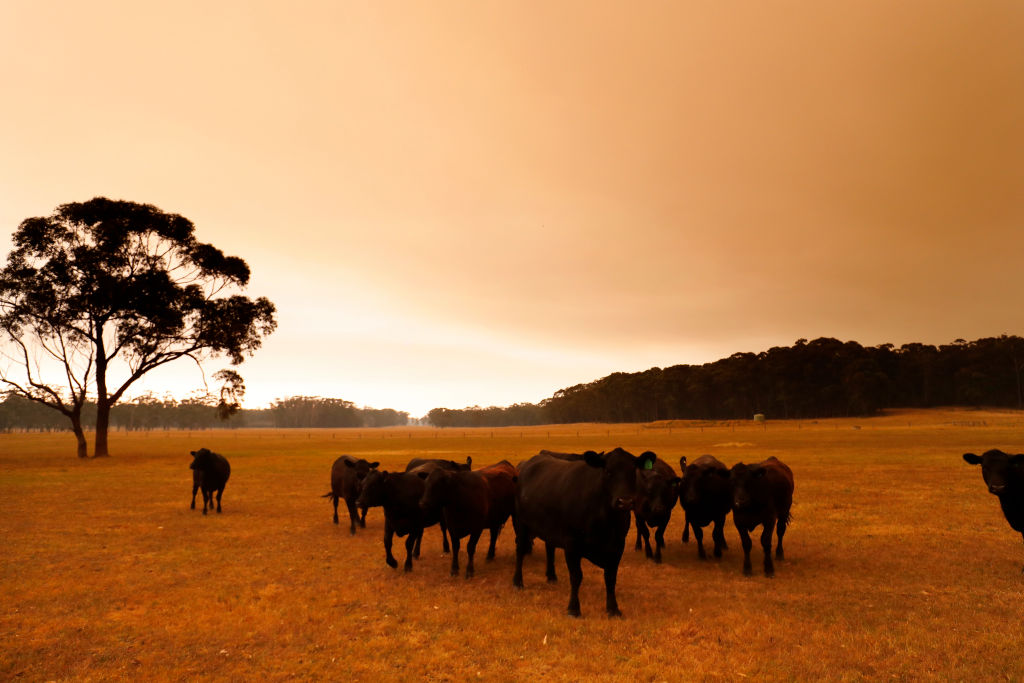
[189,448,231,515]
[404,457,472,556]
[513,447,655,617]
[730,457,794,576]
[356,459,466,572]
[418,460,517,578]
[632,453,680,563]
[963,449,1024,571]
[679,455,732,560]
[323,455,379,534]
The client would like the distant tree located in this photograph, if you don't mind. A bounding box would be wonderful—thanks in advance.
[0,198,277,457]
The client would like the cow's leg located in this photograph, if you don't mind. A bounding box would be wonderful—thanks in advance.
[737,523,753,575]
[513,527,530,589]
[191,483,199,510]
[1020,534,1024,573]
[564,549,584,618]
[413,532,422,558]
[775,516,788,560]
[404,531,418,573]
[634,512,643,551]
[760,520,776,577]
[603,557,623,618]
[359,505,368,528]
[713,515,729,553]
[638,519,654,560]
[682,512,690,544]
[693,523,707,560]
[486,525,499,561]
[202,489,210,515]
[215,487,223,513]
[545,542,558,583]
[465,530,482,579]
[345,498,359,535]
[384,520,398,569]
[440,521,451,554]
[449,534,461,577]
[331,495,339,524]
[653,523,666,563]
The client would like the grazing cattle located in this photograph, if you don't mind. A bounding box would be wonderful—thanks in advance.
[356,460,465,572]
[322,455,379,534]
[963,449,1024,571]
[189,448,231,515]
[632,453,680,563]
[513,447,655,617]
[730,457,794,576]
[418,460,517,578]
[404,457,473,556]
[679,455,732,560]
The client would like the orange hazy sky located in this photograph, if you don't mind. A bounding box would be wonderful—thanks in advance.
[2,1,1022,417]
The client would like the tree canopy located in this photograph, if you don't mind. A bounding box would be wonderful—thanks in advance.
[0,197,277,456]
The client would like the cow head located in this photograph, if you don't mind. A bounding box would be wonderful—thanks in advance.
[189,448,214,470]
[729,462,767,510]
[419,468,452,511]
[964,450,1024,495]
[638,468,681,518]
[343,457,381,481]
[587,447,654,510]
[681,458,730,507]
[356,469,388,508]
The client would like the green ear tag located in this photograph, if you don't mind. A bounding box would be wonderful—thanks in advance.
[644,460,653,470]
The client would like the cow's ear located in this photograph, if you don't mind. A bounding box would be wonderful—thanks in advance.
[963,453,983,465]
[679,456,687,470]
[584,451,605,468]
[369,461,380,469]
[669,476,682,490]
[417,471,429,480]
[344,459,356,468]
[466,456,473,466]
[638,451,656,471]
[190,450,198,457]
[1010,454,1024,467]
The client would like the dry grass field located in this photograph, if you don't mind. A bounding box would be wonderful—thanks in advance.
[3,408,1024,681]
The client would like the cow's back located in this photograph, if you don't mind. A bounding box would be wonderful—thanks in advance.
[761,457,794,517]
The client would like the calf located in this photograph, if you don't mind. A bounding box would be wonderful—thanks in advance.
[679,455,732,560]
[190,448,231,515]
[963,449,1024,571]
[356,462,456,572]
[419,460,517,578]
[632,453,680,563]
[513,447,655,617]
[323,455,379,534]
[730,457,793,576]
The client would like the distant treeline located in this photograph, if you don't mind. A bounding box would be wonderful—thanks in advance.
[0,394,409,432]
[427,336,1024,427]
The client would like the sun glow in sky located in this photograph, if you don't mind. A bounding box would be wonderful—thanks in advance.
[2,1,1023,417]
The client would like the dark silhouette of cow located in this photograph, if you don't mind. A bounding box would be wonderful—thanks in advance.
[632,453,680,563]
[189,448,231,515]
[679,454,732,560]
[730,457,793,576]
[418,460,517,578]
[356,458,469,572]
[323,455,379,534]
[963,449,1024,571]
[404,456,472,556]
[513,447,654,617]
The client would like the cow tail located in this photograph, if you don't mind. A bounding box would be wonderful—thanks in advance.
[322,492,336,499]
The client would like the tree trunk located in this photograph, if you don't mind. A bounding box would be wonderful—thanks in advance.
[72,418,88,458]
[94,399,111,457]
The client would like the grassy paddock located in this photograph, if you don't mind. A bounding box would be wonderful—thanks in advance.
[2,408,1024,681]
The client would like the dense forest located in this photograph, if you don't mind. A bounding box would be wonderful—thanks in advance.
[4,335,1023,432]
[427,336,1024,427]
[0,394,409,432]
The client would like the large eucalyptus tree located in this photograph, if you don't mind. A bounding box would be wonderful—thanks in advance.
[0,198,277,457]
